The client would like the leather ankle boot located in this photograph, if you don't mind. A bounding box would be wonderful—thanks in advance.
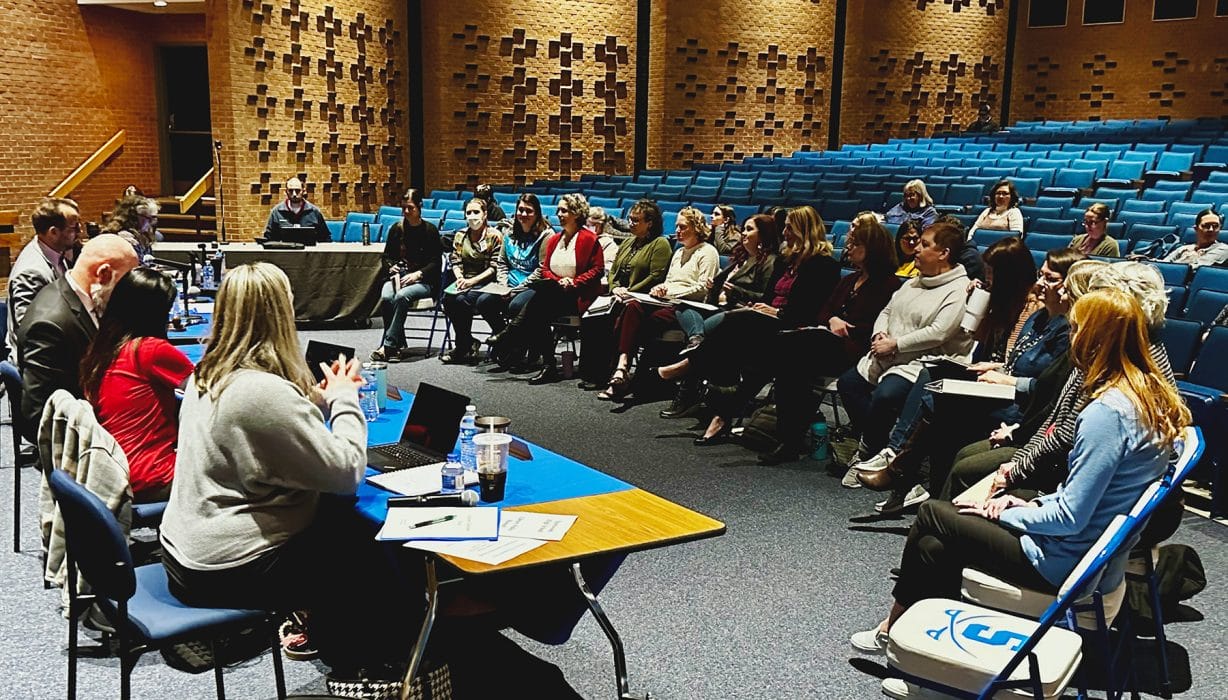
[857,417,930,491]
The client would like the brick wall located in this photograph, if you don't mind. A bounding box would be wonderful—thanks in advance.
[840,0,1008,144]
[207,0,410,239]
[418,0,638,191]
[0,1,204,244]
[1013,0,1228,122]
[647,0,836,168]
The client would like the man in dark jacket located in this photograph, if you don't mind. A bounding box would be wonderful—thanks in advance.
[16,234,139,441]
[264,176,331,242]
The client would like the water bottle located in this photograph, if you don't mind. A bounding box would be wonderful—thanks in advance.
[361,221,371,246]
[200,256,214,290]
[440,452,464,494]
[212,244,225,286]
[458,405,479,475]
[810,419,830,461]
[359,366,379,422]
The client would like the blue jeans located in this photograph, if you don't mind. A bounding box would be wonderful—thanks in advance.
[380,281,433,349]
[675,307,724,339]
[887,368,935,453]
[837,367,915,456]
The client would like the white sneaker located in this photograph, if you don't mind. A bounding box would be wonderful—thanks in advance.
[850,627,889,655]
[881,678,949,699]
[852,447,896,473]
[875,485,930,515]
[841,465,863,488]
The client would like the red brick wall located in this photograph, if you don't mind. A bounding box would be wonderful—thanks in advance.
[0,1,204,240]
[840,0,1009,144]
[207,0,410,239]
[647,0,836,168]
[418,0,639,191]
[1013,0,1228,122]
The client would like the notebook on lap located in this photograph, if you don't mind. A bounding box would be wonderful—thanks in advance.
[367,382,470,472]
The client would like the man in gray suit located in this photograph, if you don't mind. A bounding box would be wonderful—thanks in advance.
[6,198,81,359]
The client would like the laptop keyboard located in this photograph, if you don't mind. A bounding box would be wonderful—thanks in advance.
[371,443,440,469]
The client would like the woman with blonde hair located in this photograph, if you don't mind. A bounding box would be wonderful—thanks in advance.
[657,205,841,444]
[1071,202,1120,257]
[160,263,408,683]
[852,288,1190,682]
[883,179,938,229]
[597,206,719,400]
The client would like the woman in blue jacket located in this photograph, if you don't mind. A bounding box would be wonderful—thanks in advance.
[850,286,1190,654]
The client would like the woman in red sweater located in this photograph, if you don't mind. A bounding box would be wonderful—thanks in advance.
[80,267,193,503]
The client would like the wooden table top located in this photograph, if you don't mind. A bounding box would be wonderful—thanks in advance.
[436,488,726,575]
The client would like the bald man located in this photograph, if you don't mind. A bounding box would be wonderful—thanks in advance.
[17,234,140,440]
[264,176,330,242]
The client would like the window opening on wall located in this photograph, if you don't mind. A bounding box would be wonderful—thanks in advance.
[1084,0,1125,24]
[1028,0,1069,27]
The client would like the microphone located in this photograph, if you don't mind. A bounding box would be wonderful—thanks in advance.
[387,490,478,508]
[213,140,223,150]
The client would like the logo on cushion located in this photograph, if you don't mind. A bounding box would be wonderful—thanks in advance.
[927,608,1030,656]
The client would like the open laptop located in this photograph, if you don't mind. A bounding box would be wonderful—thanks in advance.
[305,340,357,383]
[268,224,320,246]
[367,382,471,472]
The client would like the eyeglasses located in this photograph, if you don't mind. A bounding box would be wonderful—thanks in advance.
[1198,221,1222,230]
[1082,218,1102,226]
[902,234,920,243]
[1036,270,1062,285]
[628,216,642,224]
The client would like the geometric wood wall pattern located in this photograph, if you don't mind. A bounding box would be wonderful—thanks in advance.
[236,0,406,212]
[859,49,1000,139]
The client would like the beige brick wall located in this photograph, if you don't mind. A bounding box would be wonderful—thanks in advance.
[840,0,1009,144]
[1013,0,1228,122]
[648,0,836,167]
[418,0,638,191]
[208,0,410,239]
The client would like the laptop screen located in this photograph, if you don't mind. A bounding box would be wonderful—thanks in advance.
[304,340,357,383]
[270,224,319,246]
[403,382,470,453]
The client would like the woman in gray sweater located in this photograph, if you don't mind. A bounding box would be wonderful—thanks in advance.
[160,262,406,683]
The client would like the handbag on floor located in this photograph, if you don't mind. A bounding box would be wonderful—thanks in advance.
[326,662,451,700]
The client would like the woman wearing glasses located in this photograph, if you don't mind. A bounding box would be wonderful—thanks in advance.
[894,219,922,278]
[1070,202,1120,257]
[967,180,1024,240]
[1162,209,1228,268]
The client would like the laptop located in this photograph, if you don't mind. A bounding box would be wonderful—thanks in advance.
[367,382,471,472]
[305,340,357,383]
[269,224,320,246]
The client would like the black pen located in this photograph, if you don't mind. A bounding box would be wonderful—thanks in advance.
[407,514,455,530]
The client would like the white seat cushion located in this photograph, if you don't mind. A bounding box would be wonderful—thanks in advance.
[888,597,1082,699]
[961,568,1125,629]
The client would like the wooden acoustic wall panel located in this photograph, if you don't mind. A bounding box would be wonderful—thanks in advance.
[420,0,637,190]
[1013,1,1228,122]
[647,0,836,168]
[210,0,409,237]
[840,0,1007,144]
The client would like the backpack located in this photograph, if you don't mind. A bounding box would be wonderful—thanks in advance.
[739,404,778,452]
[1135,233,1182,261]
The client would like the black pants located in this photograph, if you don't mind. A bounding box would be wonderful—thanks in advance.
[163,497,421,672]
[578,309,617,382]
[520,281,578,363]
[771,329,854,448]
[892,500,1055,608]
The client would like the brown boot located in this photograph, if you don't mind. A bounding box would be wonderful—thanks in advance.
[857,418,930,492]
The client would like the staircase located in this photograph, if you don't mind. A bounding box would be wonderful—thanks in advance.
[155,196,218,243]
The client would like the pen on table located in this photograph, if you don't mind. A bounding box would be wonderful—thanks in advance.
[407,515,455,530]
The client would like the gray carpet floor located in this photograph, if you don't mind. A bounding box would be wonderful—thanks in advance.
[2,321,1226,699]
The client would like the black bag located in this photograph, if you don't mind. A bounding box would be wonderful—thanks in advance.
[739,404,778,452]
[1125,543,1207,627]
[1135,233,1182,260]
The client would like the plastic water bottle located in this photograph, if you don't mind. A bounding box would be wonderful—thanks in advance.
[359,366,379,422]
[810,419,830,461]
[212,244,225,286]
[440,452,464,493]
[458,405,479,475]
[200,256,214,290]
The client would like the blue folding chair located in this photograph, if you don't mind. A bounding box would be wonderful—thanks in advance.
[1182,289,1228,326]
[47,469,287,700]
[1178,328,1228,516]
[1188,265,1228,300]
[1159,318,1203,378]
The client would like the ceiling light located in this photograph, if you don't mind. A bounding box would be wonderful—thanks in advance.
[153,0,168,6]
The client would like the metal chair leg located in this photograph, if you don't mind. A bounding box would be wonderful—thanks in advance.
[13,445,20,553]
[571,562,650,700]
[270,625,287,699]
[401,558,439,700]
[211,639,225,700]
[1145,554,1173,698]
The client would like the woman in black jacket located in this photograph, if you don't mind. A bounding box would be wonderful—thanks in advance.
[371,188,443,362]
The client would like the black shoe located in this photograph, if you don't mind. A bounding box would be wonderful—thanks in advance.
[440,348,472,364]
[693,429,731,446]
[577,379,605,391]
[486,326,514,346]
[758,443,801,466]
[659,397,701,419]
[528,364,561,385]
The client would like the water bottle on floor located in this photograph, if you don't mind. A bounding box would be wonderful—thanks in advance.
[459,405,479,476]
[441,452,464,493]
[359,366,379,422]
[810,418,830,461]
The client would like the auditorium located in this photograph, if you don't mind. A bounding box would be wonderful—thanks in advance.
[2,0,1228,698]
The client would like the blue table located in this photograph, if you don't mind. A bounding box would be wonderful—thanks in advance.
[360,389,725,699]
[168,311,211,346]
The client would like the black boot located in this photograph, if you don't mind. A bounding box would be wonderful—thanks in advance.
[659,379,702,419]
[528,360,560,385]
[486,319,519,347]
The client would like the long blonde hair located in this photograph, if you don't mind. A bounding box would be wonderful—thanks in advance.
[194,262,315,399]
[1069,288,1189,448]
[781,205,833,263]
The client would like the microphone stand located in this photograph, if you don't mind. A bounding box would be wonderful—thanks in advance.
[147,256,204,326]
[213,140,227,243]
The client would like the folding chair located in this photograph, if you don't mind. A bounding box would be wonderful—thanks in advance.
[47,469,287,700]
[0,361,36,553]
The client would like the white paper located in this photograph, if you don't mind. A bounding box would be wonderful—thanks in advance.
[477,282,512,295]
[625,291,671,307]
[586,295,615,313]
[405,537,548,565]
[376,506,500,541]
[925,378,1014,401]
[191,301,216,314]
[674,299,719,312]
[365,464,477,496]
[498,512,577,541]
